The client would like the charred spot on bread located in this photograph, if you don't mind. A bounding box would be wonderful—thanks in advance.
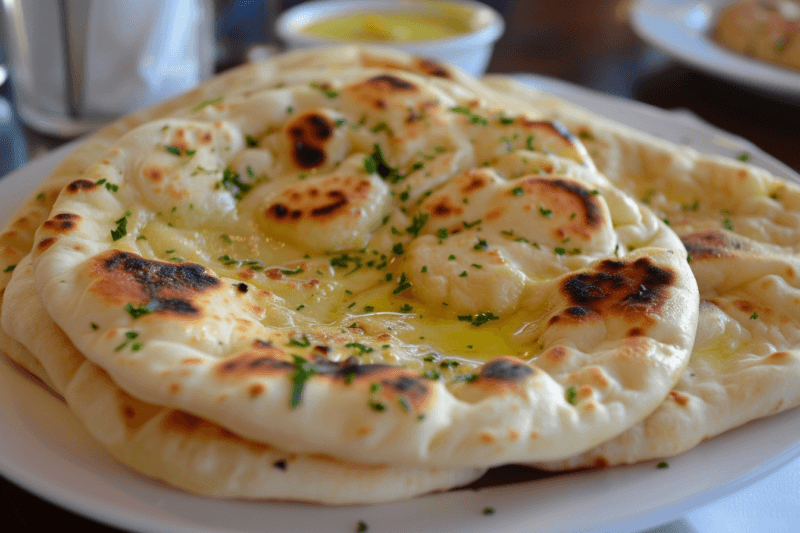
[681,230,743,259]
[42,212,81,233]
[287,112,335,169]
[263,176,374,225]
[66,179,98,193]
[480,357,534,382]
[87,251,221,315]
[551,256,676,325]
[416,58,451,78]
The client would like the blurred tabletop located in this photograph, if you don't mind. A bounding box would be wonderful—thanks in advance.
[1,1,800,532]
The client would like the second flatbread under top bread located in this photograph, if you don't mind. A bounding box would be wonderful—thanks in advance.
[481,75,800,468]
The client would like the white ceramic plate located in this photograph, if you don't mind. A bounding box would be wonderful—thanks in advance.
[630,0,800,99]
[1,77,800,533]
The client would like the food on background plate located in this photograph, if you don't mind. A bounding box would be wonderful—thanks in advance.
[0,45,795,504]
[714,0,800,72]
[483,75,800,467]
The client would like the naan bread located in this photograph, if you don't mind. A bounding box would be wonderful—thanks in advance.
[714,0,800,73]
[0,47,519,501]
[2,257,483,504]
[19,47,698,469]
[481,75,800,467]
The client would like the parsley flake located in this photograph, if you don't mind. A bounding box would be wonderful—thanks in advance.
[191,95,223,112]
[125,302,154,319]
[345,342,374,355]
[289,354,316,408]
[110,211,132,241]
[565,386,578,405]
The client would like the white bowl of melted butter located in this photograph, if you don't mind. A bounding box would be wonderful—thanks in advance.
[275,0,505,77]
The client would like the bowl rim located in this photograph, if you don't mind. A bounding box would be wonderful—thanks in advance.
[274,0,505,50]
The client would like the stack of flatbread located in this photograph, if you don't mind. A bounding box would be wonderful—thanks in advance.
[1,46,797,505]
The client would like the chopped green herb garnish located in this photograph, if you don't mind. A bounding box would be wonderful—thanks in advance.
[288,335,311,348]
[539,206,553,217]
[737,152,750,162]
[449,106,488,125]
[393,272,412,294]
[245,134,259,148]
[364,144,403,183]
[657,461,669,469]
[310,82,339,99]
[511,186,524,196]
[750,311,759,320]
[289,354,316,408]
[470,312,499,327]
[565,386,578,405]
[191,95,223,112]
[125,302,154,319]
[164,145,182,156]
[345,342,374,355]
[682,199,700,211]
[3,264,16,273]
[526,135,535,151]
[423,369,441,380]
[463,219,482,229]
[216,168,257,201]
[722,218,734,231]
[110,211,132,241]
[370,122,392,135]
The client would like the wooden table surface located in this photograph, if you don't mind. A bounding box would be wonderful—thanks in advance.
[2,1,799,531]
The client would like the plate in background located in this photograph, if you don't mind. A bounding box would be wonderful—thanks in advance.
[630,0,800,99]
